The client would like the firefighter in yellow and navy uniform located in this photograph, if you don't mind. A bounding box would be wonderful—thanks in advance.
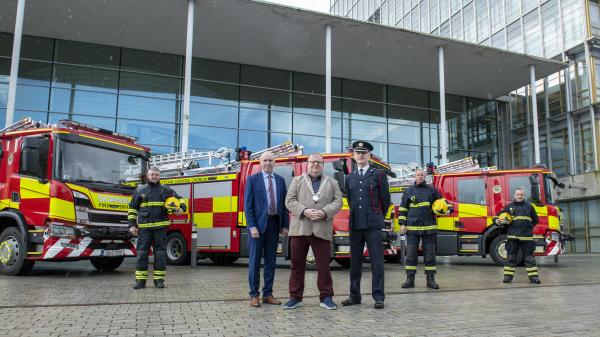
[495,187,540,284]
[128,167,183,289]
[399,169,442,289]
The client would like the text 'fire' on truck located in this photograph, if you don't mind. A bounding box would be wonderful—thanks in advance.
[0,118,149,276]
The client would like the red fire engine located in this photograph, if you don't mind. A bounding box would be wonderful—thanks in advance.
[0,118,149,275]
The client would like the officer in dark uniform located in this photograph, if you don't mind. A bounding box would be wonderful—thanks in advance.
[128,167,184,289]
[341,141,391,309]
[399,168,442,289]
[494,187,540,284]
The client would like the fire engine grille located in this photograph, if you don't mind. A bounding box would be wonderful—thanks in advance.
[88,212,128,225]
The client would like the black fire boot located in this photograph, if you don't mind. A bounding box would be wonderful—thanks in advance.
[426,274,439,289]
[401,274,415,288]
[503,275,513,283]
[133,280,146,289]
[154,279,165,289]
[529,276,541,284]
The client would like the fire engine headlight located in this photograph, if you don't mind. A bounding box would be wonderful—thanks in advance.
[73,191,90,224]
[551,232,559,242]
[46,222,78,238]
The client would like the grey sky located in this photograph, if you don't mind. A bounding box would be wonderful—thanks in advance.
[262,0,330,13]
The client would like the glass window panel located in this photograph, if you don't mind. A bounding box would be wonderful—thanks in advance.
[411,7,420,30]
[388,105,428,125]
[18,60,52,86]
[491,29,506,49]
[270,111,292,133]
[523,9,542,56]
[293,113,325,136]
[293,72,342,96]
[429,0,439,30]
[149,145,177,155]
[542,0,561,58]
[21,36,54,61]
[293,134,325,154]
[345,119,387,142]
[192,58,239,83]
[0,83,6,108]
[420,0,429,32]
[389,143,420,163]
[508,175,533,201]
[0,58,9,82]
[505,0,521,23]
[239,108,268,131]
[15,84,49,111]
[190,80,238,106]
[562,0,584,49]
[121,48,181,76]
[119,72,180,100]
[388,86,428,107]
[52,64,118,93]
[48,113,115,131]
[117,119,176,147]
[476,0,489,42]
[54,40,119,69]
[457,178,486,205]
[0,33,12,57]
[342,79,383,102]
[240,86,290,112]
[270,132,292,146]
[240,65,289,90]
[0,108,4,128]
[451,12,462,39]
[440,0,449,21]
[239,130,268,151]
[522,0,537,14]
[388,124,421,145]
[507,20,523,53]
[463,2,476,42]
[118,95,177,123]
[490,0,505,33]
[189,102,237,128]
[440,20,451,37]
[50,88,117,117]
[342,99,385,121]
[450,0,461,14]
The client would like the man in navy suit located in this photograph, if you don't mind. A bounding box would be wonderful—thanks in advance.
[244,151,289,307]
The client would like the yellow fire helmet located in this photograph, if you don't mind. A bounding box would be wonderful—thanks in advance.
[498,212,512,225]
[164,197,186,213]
[432,198,452,216]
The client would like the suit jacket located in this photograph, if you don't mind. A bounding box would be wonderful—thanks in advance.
[285,173,343,241]
[244,171,289,234]
[344,166,391,230]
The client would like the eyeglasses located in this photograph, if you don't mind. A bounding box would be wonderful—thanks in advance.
[307,161,323,165]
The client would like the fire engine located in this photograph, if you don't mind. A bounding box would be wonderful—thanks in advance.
[0,118,149,275]
[386,157,570,266]
[150,142,398,267]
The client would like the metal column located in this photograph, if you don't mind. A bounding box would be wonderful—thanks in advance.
[439,46,448,164]
[530,65,541,164]
[325,25,332,153]
[565,60,577,175]
[5,0,26,126]
[181,0,195,152]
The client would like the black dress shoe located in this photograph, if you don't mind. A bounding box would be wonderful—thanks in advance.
[341,298,361,306]
[374,302,384,309]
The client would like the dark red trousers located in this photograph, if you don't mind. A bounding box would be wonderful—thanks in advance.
[289,235,334,302]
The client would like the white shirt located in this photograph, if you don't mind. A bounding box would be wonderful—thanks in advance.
[357,164,370,176]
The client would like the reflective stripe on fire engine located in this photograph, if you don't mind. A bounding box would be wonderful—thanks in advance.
[160,173,237,185]
[406,225,437,231]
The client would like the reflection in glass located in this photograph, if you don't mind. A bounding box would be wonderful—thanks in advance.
[188,125,237,150]
[118,95,178,123]
[50,88,117,117]
[117,119,176,147]
[189,102,237,128]
[239,130,268,151]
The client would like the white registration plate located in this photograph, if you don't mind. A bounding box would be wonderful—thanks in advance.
[338,245,351,253]
[102,249,124,257]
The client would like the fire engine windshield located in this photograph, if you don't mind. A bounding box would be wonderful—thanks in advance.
[55,140,145,186]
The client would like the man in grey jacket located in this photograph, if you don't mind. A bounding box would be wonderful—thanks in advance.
[284,153,343,310]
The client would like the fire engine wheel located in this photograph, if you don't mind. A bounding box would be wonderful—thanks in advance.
[490,234,523,266]
[384,254,402,263]
[166,232,190,266]
[0,227,35,276]
[90,256,124,272]
[335,258,351,268]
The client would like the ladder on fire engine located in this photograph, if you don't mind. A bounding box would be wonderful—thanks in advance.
[151,141,304,177]
[389,157,482,186]
[0,117,43,134]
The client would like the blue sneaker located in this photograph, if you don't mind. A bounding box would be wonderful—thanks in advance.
[320,297,337,310]
[283,298,303,309]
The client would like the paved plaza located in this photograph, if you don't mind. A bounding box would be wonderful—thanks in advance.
[0,254,599,337]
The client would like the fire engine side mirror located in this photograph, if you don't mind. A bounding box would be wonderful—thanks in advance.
[334,171,346,196]
[332,159,347,174]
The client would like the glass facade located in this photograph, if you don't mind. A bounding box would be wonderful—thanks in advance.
[0,32,498,166]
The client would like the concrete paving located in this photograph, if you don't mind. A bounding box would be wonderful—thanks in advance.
[0,254,599,336]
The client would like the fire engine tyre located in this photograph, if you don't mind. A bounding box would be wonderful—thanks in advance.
[490,234,523,266]
[90,257,124,272]
[335,258,351,268]
[209,255,239,265]
[0,227,34,276]
[166,232,190,266]
[384,254,402,263]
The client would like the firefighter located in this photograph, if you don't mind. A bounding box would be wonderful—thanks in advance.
[399,169,443,289]
[128,167,184,289]
[494,187,540,284]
